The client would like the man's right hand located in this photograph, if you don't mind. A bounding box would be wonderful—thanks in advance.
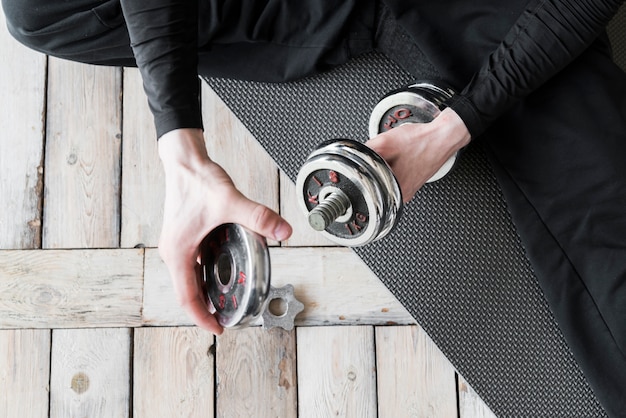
[157,128,293,335]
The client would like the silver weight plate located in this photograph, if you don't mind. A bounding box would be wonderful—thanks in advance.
[368,82,458,183]
[200,223,270,328]
[296,139,402,247]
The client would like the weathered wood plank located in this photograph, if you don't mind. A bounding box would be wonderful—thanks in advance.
[216,327,297,418]
[50,328,131,418]
[297,326,377,417]
[133,327,215,417]
[375,325,458,417]
[280,171,336,247]
[0,329,51,417]
[121,68,164,248]
[201,83,280,246]
[458,375,497,418]
[43,58,122,249]
[0,249,143,328]
[143,247,415,326]
[0,17,51,417]
[142,248,191,325]
[0,6,46,250]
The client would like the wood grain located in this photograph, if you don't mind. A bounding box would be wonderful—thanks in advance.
[121,68,164,248]
[143,247,415,326]
[297,326,377,418]
[133,327,215,417]
[50,328,131,418]
[216,327,297,418]
[0,6,46,250]
[43,58,122,249]
[458,375,498,418]
[0,249,143,328]
[0,329,51,417]
[201,83,280,246]
[375,325,457,417]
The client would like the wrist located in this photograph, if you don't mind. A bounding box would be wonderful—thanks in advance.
[435,107,472,152]
[158,128,210,172]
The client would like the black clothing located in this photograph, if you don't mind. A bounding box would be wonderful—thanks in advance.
[5,0,623,138]
[484,36,626,416]
[387,0,624,136]
[3,0,626,415]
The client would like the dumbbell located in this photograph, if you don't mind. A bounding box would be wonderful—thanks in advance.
[295,82,456,247]
[200,223,304,330]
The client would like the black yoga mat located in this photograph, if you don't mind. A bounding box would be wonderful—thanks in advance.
[202,51,605,417]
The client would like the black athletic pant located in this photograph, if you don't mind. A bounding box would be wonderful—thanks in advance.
[3,1,625,415]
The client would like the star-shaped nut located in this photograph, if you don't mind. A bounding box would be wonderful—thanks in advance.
[262,284,304,331]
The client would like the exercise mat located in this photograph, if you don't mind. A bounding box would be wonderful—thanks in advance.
[202,52,605,417]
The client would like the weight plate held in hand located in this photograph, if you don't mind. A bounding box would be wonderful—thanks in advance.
[200,223,271,328]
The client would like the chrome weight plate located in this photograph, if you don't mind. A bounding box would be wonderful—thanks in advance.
[368,81,458,182]
[296,139,402,247]
[200,223,270,328]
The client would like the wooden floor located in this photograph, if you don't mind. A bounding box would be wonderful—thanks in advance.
[0,8,495,417]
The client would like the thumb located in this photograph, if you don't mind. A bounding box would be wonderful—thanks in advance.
[230,195,292,242]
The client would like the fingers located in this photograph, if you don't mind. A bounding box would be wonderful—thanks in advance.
[158,154,291,332]
[167,258,224,335]
[229,195,292,242]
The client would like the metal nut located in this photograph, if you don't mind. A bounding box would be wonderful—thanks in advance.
[262,284,305,331]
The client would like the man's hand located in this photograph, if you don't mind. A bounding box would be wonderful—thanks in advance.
[365,108,471,202]
[157,128,292,334]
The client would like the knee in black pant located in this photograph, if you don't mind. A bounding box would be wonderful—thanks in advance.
[2,0,57,53]
[2,0,133,66]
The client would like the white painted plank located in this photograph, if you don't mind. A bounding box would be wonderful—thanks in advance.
[375,325,458,417]
[133,327,215,417]
[121,67,164,248]
[297,326,377,418]
[143,247,415,326]
[0,6,46,250]
[458,375,498,418]
[50,328,131,418]
[0,329,51,417]
[216,327,297,418]
[0,249,143,328]
[201,83,280,246]
[43,58,122,248]
[280,171,336,247]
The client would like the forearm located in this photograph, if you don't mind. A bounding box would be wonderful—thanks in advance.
[120,0,203,138]
[448,0,624,138]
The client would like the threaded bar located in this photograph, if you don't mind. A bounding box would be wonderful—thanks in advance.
[308,191,351,231]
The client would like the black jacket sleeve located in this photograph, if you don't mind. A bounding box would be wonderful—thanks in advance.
[447,0,624,138]
[120,0,202,139]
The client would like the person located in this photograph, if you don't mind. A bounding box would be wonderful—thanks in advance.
[3,0,625,415]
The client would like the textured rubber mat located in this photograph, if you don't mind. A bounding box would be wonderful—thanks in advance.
[608,4,626,72]
[202,52,605,417]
